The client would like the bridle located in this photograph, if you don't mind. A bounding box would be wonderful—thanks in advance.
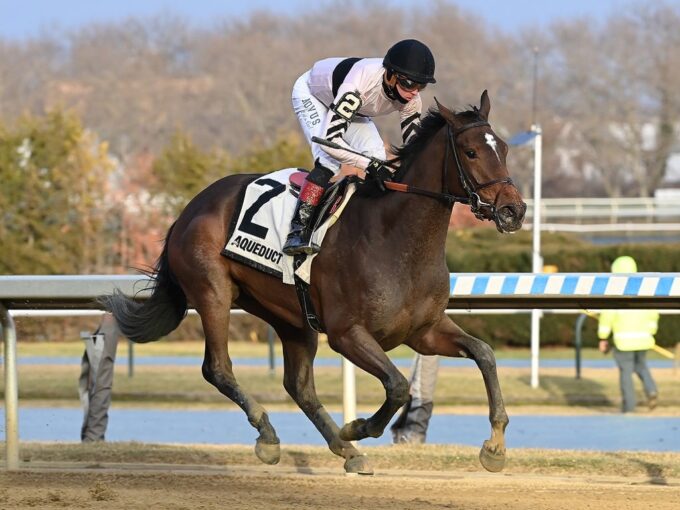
[448,120,516,220]
[384,119,515,224]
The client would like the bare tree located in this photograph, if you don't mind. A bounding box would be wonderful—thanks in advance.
[539,2,680,197]
[2,0,679,199]
[631,2,680,194]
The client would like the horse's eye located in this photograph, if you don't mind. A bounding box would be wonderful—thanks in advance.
[465,150,477,159]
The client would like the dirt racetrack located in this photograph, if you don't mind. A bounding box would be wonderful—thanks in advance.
[2,462,680,510]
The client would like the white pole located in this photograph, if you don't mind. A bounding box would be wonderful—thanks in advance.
[342,358,357,425]
[530,124,543,389]
[1,304,19,470]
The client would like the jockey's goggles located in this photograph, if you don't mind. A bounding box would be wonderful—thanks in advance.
[395,74,427,92]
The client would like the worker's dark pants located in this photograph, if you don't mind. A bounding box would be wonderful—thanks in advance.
[391,354,439,443]
[79,315,120,442]
[612,348,657,413]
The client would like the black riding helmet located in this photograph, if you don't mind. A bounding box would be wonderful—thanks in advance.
[383,39,436,84]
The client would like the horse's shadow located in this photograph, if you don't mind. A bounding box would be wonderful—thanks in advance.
[518,374,615,407]
[627,457,669,485]
[284,450,315,474]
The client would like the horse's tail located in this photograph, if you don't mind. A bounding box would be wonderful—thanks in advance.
[99,223,188,343]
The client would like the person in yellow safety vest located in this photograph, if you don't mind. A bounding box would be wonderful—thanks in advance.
[598,255,659,413]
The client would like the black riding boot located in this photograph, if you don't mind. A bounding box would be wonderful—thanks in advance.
[282,163,334,256]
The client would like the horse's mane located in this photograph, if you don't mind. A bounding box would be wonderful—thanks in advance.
[391,105,483,178]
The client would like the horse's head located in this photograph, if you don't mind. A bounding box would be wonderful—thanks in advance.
[435,91,526,233]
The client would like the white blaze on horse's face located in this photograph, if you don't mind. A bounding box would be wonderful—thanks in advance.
[485,133,501,162]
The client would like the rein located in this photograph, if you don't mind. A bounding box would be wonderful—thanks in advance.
[383,181,469,205]
[385,120,514,220]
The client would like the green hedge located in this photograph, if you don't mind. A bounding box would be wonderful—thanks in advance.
[445,229,680,348]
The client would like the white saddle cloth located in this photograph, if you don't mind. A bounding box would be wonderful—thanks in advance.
[223,168,355,284]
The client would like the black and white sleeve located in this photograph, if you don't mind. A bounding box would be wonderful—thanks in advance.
[400,95,422,143]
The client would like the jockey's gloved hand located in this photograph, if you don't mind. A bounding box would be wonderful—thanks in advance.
[364,161,392,193]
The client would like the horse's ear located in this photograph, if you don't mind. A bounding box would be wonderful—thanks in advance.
[479,90,491,120]
[434,97,458,126]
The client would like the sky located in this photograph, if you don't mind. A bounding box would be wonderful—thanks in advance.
[1,0,644,41]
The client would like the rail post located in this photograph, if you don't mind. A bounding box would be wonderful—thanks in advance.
[128,339,134,378]
[574,313,588,380]
[267,326,276,376]
[1,304,19,470]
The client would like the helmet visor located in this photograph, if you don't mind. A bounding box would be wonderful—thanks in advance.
[395,74,427,92]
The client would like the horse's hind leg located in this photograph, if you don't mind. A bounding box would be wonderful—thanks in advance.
[193,286,281,465]
[410,314,508,473]
[276,323,373,475]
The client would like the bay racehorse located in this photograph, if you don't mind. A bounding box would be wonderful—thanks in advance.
[102,90,526,475]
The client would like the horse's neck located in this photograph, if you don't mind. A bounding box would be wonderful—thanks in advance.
[401,129,450,193]
[379,131,453,250]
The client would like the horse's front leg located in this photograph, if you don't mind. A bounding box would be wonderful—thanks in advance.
[409,314,508,473]
[327,325,410,441]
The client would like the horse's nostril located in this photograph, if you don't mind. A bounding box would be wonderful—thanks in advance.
[499,205,517,219]
[498,203,526,225]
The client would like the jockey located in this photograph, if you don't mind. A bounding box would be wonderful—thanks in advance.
[283,39,437,255]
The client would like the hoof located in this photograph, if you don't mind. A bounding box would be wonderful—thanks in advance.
[339,418,367,441]
[255,439,280,465]
[479,442,506,473]
[344,454,374,475]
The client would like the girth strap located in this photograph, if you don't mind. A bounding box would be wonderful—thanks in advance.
[293,254,325,333]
